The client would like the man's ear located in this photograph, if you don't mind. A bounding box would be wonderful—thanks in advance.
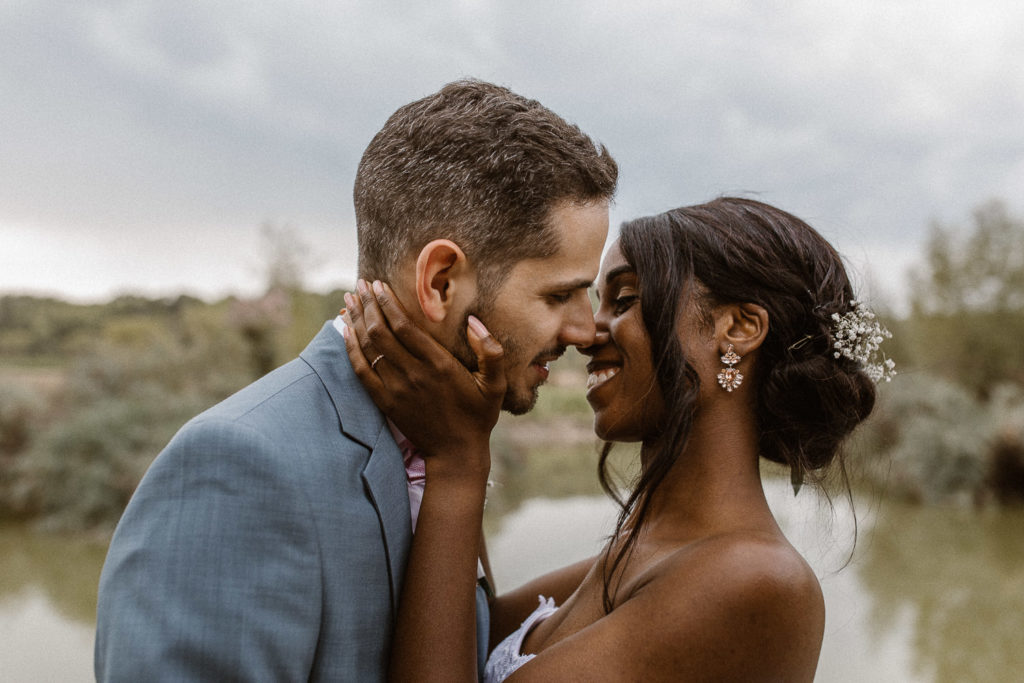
[414,239,474,323]
[715,302,769,356]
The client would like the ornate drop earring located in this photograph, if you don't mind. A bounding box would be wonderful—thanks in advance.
[717,344,743,392]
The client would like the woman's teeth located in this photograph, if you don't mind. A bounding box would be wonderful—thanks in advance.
[586,367,619,389]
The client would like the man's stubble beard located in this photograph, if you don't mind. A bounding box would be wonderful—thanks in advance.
[453,308,536,416]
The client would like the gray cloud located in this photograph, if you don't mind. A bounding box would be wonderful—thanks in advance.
[2,0,1021,301]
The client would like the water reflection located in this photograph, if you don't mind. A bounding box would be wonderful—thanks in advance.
[485,479,1024,682]
[0,524,105,623]
[486,425,639,518]
[0,525,103,681]
[485,482,915,682]
[858,503,1024,682]
[4,482,1024,681]
[486,496,618,591]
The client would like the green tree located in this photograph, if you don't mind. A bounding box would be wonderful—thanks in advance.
[905,199,1024,395]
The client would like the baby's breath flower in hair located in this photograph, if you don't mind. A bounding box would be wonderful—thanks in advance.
[830,300,896,383]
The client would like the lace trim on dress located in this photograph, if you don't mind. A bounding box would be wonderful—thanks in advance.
[483,596,558,683]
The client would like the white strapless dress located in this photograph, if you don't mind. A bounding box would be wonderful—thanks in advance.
[483,596,557,683]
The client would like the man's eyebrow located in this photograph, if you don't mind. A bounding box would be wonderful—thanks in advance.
[549,277,595,291]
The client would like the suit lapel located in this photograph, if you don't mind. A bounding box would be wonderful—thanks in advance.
[301,322,383,449]
[362,426,413,616]
[300,322,412,615]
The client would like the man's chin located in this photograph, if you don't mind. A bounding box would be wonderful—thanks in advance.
[502,386,540,416]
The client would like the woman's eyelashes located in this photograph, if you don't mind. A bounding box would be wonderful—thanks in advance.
[612,293,638,315]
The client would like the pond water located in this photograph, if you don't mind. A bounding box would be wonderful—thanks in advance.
[0,524,104,682]
[3,481,1023,681]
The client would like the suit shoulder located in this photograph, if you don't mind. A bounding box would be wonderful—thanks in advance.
[197,357,320,423]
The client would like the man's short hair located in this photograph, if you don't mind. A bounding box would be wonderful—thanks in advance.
[354,79,618,296]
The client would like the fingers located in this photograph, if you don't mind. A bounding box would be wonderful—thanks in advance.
[341,281,505,454]
[363,280,418,355]
[370,281,458,363]
[343,290,378,367]
[345,280,505,409]
[466,315,506,399]
[341,322,369,371]
[341,316,389,407]
[346,280,415,372]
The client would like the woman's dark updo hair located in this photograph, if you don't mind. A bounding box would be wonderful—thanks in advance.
[598,197,877,611]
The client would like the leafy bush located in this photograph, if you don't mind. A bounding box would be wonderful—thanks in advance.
[0,382,47,517]
[0,381,45,456]
[854,374,1024,506]
[10,307,255,530]
[14,395,208,528]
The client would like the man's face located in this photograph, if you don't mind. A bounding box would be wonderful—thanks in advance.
[461,200,609,415]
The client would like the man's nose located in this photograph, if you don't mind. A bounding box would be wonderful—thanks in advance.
[558,294,597,348]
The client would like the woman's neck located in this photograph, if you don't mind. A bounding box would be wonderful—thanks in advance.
[638,405,777,542]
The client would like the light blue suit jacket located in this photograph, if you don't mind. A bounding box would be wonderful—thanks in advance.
[95,322,489,681]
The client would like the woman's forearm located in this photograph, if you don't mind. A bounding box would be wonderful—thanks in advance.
[389,467,489,682]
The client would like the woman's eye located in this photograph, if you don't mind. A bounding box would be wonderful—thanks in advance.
[548,292,572,305]
[613,295,638,314]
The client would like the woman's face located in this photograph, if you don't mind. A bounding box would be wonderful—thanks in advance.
[581,240,666,442]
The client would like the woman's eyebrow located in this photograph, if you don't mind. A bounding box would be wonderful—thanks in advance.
[603,264,635,286]
[594,264,636,302]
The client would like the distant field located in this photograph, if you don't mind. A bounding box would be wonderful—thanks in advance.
[0,365,67,395]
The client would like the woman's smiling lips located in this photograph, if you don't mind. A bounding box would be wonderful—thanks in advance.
[585,361,621,396]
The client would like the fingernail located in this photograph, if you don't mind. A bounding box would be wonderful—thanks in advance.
[372,280,384,295]
[341,325,351,341]
[356,279,368,295]
[467,315,489,339]
[344,293,353,308]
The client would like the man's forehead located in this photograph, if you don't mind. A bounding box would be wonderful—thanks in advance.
[503,248,600,283]
[501,200,607,290]
[511,255,599,286]
[503,265,596,294]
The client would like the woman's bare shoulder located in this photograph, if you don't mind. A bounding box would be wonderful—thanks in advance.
[671,530,822,596]
[632,530,825,679]
[509,532,825,682]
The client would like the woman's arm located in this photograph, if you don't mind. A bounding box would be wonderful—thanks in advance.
[392,452,489,681]
[344,280,505,681]
[489,556,596,647]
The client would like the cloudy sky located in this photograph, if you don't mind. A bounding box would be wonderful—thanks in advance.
[2,0,1022,306]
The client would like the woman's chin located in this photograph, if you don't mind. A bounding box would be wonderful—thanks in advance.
[592,414,641,443]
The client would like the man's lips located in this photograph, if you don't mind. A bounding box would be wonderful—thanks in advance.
[530,351,564,382]
[532,360,550,381]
